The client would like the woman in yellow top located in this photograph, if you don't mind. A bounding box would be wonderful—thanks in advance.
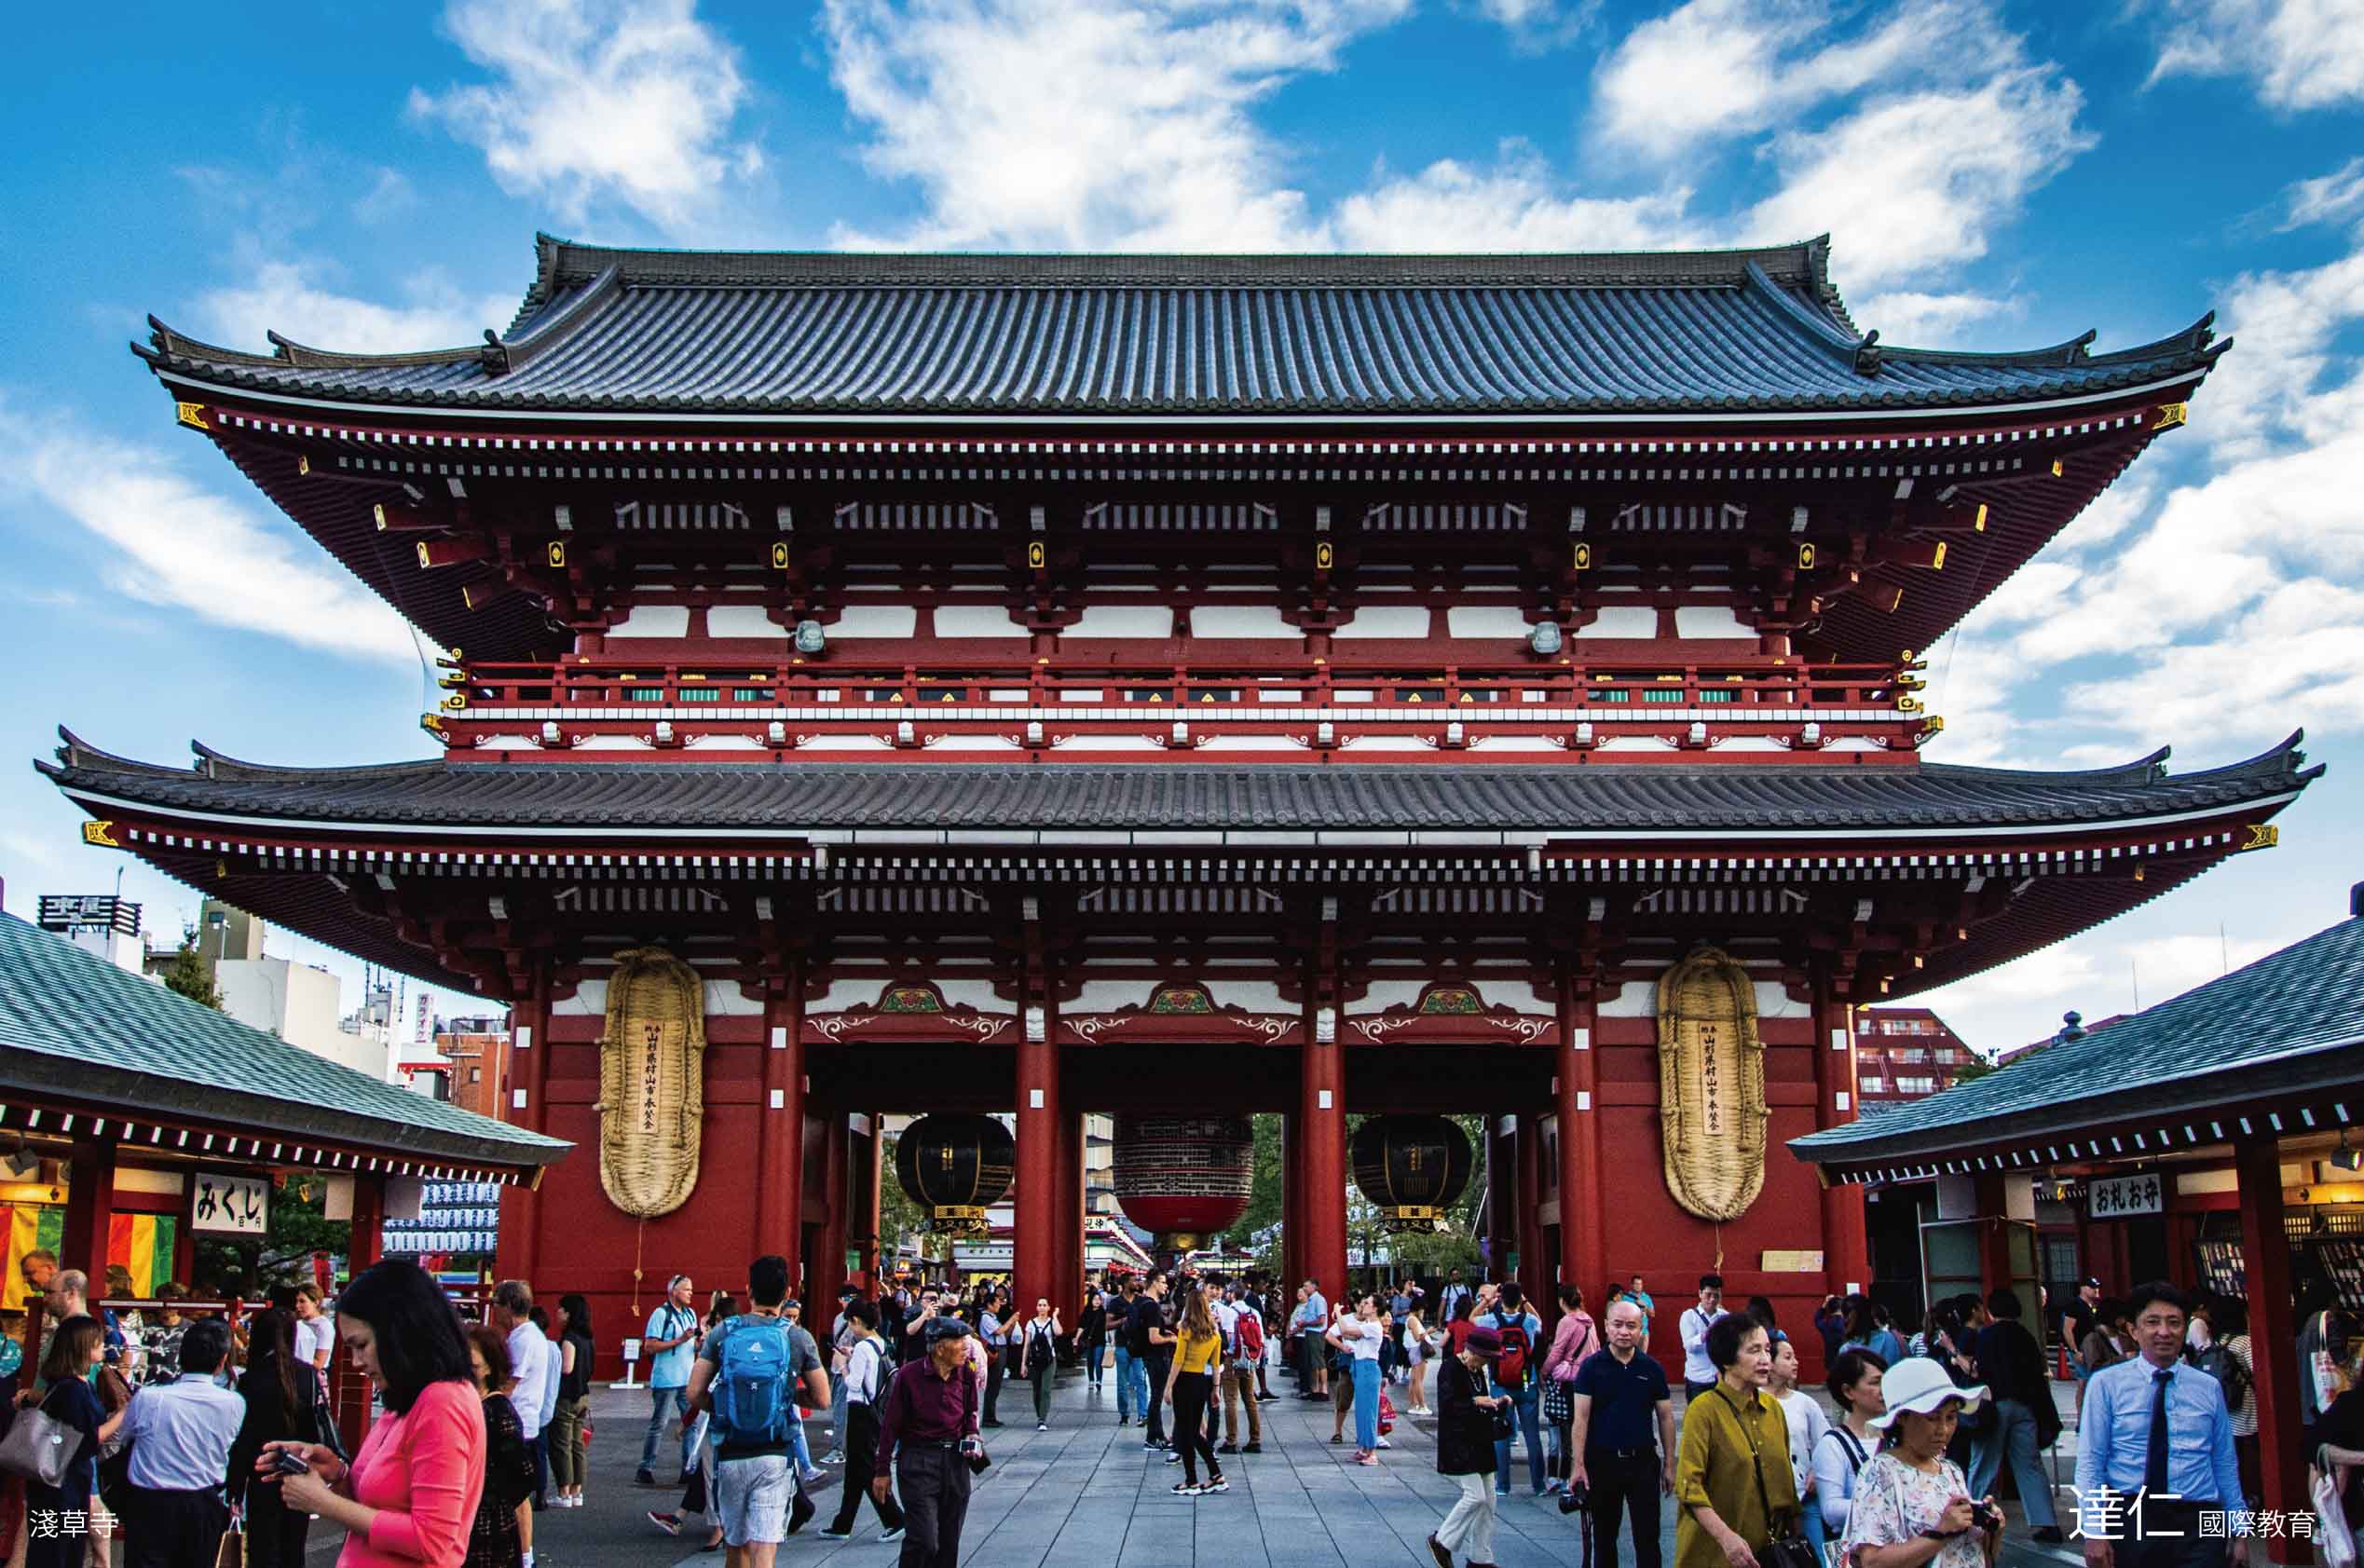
[1162,1288,1229,1496]
[1675,1313,1799,1568]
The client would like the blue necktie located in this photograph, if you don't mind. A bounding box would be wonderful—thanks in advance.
[2145,1368,2172,1495]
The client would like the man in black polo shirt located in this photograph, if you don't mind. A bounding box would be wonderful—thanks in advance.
[1568,1297,1677,1568]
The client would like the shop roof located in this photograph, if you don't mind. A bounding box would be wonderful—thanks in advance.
[1792,907,2364,1172]
[0,912,568,1174]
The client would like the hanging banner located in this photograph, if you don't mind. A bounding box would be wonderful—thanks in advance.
[191,1172,270,1235]
[2088,1173,2163,1219]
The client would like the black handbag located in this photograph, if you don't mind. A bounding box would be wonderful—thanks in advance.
[1543,1378,1575,1426]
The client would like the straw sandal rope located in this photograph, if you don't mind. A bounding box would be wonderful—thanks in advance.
[595,946,708,1218]
[1656,946,1769,1222]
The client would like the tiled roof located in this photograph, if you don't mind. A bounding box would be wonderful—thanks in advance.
[0,913,567,1170]
[1792,912,2364,1166]
[41,731,2315,836]
[134,234,2224,417]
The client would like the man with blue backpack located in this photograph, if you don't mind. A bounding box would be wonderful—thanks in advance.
[687,1255,832,1568]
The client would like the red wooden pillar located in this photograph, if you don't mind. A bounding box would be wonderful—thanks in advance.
[1813,977,1870,1296]
[813,1109,850,1315]
[1516,1111,1547,1295]
[2235,1136,2309,1561]
[495,976,551,1284]
[854,1114,882,1291]
[1485,1116,1515,1279]
[1300,1016,1346,1304]
[62,1137,116,1289]
[1015,1021,1062,1314]
[348,1175,386,1273]
[1281,1111,1302,1296]
[334,1175,387,1453]
[757,965,807,1279]
[1974,1174,2016,1296]
[1056,1108,1085,1307]
[1557,975,1602,1315]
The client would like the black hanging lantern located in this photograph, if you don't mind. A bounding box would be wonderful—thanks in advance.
[1351,1114,1473,1232]
[894,1114,1016,1237]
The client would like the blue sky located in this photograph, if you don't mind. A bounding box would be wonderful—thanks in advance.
[4,0,2362,1050]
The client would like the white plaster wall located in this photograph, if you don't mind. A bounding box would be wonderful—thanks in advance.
[936,607,1031,637]
[706,606,789,638]
[1200,979,1291,1013]
[1572,607,1659,638]
[1446,607,1535,638]
[1190,606,1300,638]
[1674,606,1754,638]
[608,606,691,638]
[1592,977,1804,1019]
[1067,605,1175,637]
[830,606,919,637]
[1333,607,1430,639]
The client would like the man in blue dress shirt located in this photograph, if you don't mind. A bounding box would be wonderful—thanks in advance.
[2074,1281,2247,1568]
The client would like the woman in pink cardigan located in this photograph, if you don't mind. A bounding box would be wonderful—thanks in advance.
[1539,1283,1599,1495]
[254,1260,487,1568]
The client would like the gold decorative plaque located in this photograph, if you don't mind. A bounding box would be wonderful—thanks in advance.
[594,947,707,1218]
[1656,947,1769,1221]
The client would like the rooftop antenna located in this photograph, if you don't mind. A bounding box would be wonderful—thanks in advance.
[2130,957,2141,1013]
[2221,922,2230,976]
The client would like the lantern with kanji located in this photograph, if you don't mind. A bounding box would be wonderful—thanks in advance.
[1351,1114,1473,1232]
[1113,1115,1254,1250]
[894,1114,1016,1237]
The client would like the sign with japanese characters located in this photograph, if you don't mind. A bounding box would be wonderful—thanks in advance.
[190,1172,270,1235]
[2088,1172,2164,1219]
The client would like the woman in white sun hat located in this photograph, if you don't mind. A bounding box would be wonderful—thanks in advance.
[1836,1356,2002,1568]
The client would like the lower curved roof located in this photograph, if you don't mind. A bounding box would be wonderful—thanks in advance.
[39,732,2316,840]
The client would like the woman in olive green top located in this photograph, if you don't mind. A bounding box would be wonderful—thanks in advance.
[1675,1314,1798,1568]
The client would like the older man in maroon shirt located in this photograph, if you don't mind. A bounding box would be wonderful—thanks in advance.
[875,1314,983,1568]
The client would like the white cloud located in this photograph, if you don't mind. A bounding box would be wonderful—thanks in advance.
[352,168,420,226]
[191,259,517,354]
[2191,244,2364,461]
[822,0,1407,251]
[1742,68,2090,292]
[1467,0,1593,49]
[2146,0,2364,111]
[2284,156,2364,229]
[410,0,762,232]
[1853,290,2016,346]
[1591,0,2001,158]
[1330,146,1703,251]
[0,404,423,664]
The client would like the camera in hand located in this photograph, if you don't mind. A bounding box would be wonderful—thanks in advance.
[1558,1480,1592,1516]
[1969,1503,2002,1532]
[961,1436,991,1476]
[276,1449,311,1477]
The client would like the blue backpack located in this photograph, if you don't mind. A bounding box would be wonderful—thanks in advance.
[712,1316,794,1449]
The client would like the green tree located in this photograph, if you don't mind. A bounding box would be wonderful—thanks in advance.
[1221,1112,1285,1248]
[878,1136,952,1269]
[160,931,221,1009]
[1950,1057,1996,1085]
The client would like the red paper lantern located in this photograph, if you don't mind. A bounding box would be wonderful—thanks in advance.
[1113,1115,1254,1246]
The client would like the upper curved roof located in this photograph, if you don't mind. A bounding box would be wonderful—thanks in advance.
[136,233,2225,419]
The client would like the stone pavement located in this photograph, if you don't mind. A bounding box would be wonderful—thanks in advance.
[286,1365,2098,1568]
[517,1368,1663,1568]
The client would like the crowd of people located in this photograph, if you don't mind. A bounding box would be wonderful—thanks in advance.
[0,1250,2274,1568]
